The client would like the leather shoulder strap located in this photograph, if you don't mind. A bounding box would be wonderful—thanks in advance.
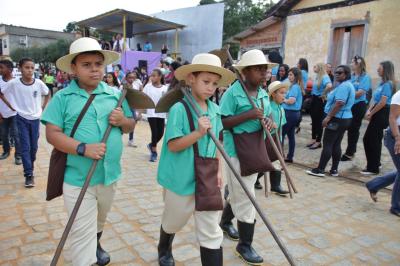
[180,100,199,155]
[70,94,96,138]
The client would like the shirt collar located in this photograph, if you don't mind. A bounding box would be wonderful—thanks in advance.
[231,80,267,100]
[63,80,113,97]
[183,93,220,119]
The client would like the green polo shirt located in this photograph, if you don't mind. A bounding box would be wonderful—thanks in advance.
[270,100,286,139]
[41,80,132,187]
[220,80,272,158]
[157,95,223,196]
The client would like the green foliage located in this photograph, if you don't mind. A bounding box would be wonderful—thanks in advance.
[10,39,72,65]
[199,0,217,4]
[63,22,78,33]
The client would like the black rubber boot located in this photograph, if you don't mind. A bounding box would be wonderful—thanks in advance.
[200,246,223,266]
[219,203,239,241]
[270,170,289,196]
[236,220,263,265]
[158,226,175,266]
[96,232,111,266]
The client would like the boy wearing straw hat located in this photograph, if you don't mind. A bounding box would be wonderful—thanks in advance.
[41,37,135,266]
[219,49,275,265]
[156,53,235,266]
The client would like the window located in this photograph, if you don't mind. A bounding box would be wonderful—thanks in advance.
[329,23,367,68]
[3,39,7,48]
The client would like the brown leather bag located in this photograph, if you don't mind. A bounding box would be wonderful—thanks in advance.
[46,94,96,201]
[231,100,274,176]
[181,100,223,211]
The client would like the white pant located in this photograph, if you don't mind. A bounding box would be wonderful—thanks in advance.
[161,189,223,249]
[63,182,117,266]
[225,157,258,223]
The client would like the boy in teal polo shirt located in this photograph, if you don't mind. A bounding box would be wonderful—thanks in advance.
[219,49,274,266]
[41,38,135,266]
[156,53,235,266]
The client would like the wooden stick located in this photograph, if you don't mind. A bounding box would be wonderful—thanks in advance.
[50,89,128,266]
[224,48,298,195]
[263,172,269,197]
[180,88,297,266]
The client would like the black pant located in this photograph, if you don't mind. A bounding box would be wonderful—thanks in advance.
[148,117,165,148]
[46,83,54,97]
[344,101,367,156]
[318,117,352,171]
[310,95,325,142]
[363,106,390,172]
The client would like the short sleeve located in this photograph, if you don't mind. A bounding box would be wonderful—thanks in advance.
[359,75,371,92]
[391,91,400,105]
[38,80,49,95]
[121,98,133,118]
[288,85,299,99]
[263,96,272,117]
[165,103,186,142]
[40,93,64,129]
[220,88,236,116]
[334,85,350,102]
[322,75,332,88]
[1,79,12,94]
[381,82,392,97]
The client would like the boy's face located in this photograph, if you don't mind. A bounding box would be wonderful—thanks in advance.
[71,53,104,88]
[188,72,220,100]
[0,64,5,76]
[243,65,267,85]
[20,61,35,79]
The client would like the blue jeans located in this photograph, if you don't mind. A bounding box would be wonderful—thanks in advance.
[282,110,301,160]
[366,128,400,212]
[129,108,137,141]
[16,115,40,177]
[1,115,21,158]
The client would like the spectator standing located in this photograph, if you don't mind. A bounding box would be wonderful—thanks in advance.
[44,69,55,97]
[362,61,396,175]
[326,63,334,83]
[105,72,121,93]
[161,44,168,59]
[113,33,130,52]
[144,41,153,52]
[268,51,283,82]
[277,64,289,82]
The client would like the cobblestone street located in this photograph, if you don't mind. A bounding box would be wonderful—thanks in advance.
[0,119,399,266]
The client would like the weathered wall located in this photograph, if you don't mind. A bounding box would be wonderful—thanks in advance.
[284,0,400,86]
[292,0,342,10]
[239,21,283,49]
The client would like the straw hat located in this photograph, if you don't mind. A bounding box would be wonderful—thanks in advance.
[233,49,277,72]
[56,37,120,74]
[267,81,289,96]
[174,53,236,87]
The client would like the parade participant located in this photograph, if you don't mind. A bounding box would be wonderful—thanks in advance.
[307,65,355,177]
[308,63,332,150]
[105,72,120,93]
[44,69,55,97]
[41,37,134,266]
[2,58,49,187]
[157,53,235,266]
[143,69,168,162]
[125,71,142,147]
[277,64,289,82]
[219,49,274,265]
[366,88,400,217]
[326,63,334,82]
[341,56,371,161]
[268,51,282,82]
[255,81,289,194]
[0,59,21,165]
[282,67,304,163]
[297,58,309,90]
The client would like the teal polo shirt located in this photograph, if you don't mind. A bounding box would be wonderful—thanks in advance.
[157,95,223,196]
[270,100,286,138]
[220,80,272,158]
[41,80,132,187]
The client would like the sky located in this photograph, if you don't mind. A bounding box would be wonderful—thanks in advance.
[0,0,201,32]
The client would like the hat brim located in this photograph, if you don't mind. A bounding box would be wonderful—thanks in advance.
[174,64,236,87]
[155,88,184,113]
[233,62,278,72]
[268,82,290,96]
[56,50,120,74]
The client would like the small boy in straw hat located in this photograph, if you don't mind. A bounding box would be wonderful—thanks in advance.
[41,37,135,266]
[156,53,235,266]
[219,49,275,265]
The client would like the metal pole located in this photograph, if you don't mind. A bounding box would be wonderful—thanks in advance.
[50,89,128,266]
[224,48,298,195]
[123,15,127,52]
[180,88,297,266]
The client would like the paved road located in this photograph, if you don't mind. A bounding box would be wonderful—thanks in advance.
[0,121,399,266]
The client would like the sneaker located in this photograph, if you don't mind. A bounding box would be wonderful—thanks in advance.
[340,154,352,162]
[24,175,35,188]
[0,152,10,160]
[306,168,325,177]
[309,143,322,150]
[15,157,22,165]
[254,180,263,190]
[150,152,158,162]
[128,140,137,148]
[329,169,339,177]
[147,143,152,153]
[360,169,379,175]
[284,158,293,163]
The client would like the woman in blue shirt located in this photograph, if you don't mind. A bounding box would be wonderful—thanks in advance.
[362,61,397,175]
[296,58,309,134]
[307,65,355,177]
[308,63,333,149]
[341,56,371,161]
[277,64,289,82]
[268,51,283,82]
[282,67,304,162]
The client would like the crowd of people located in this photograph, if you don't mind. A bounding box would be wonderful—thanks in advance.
[0,36,399,266]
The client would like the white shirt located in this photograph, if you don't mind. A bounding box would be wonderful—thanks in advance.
[143,83,168,119]
[0,78,17,118]
[131,79,142,91]
[391,90,400,125]
[113,39,130,52]
[2,78,49,120]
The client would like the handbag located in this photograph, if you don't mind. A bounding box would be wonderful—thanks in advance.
[232,100,274,176]
[180,100,223,211]
[46,94,96,201]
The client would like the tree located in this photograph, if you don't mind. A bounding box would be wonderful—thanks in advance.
[63,22,78,33]
[199,0,217,5]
